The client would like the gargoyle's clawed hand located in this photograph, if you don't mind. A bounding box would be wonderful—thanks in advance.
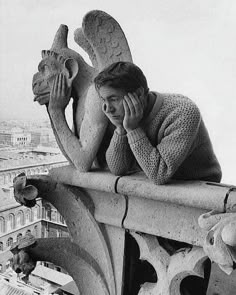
[13,173,38,207]
[199,210,236,274]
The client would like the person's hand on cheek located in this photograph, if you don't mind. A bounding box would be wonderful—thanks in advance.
[123,89,144,132]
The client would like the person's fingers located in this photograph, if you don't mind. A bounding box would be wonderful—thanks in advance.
[138,87,145,108]
[128,92,142,114]
[136,88,145,107]
[123,97,131,117]
[125,94,136,116]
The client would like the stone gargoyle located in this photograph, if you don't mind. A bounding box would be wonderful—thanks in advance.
[13,170,118,294]
[198,209,236,275]
[12,10,135,294]
[10,233,37,281]
[32,10,133,171]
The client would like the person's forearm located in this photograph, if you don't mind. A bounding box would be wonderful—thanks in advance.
[106,129,134,175]
[127,125,198,185]
[127,128,178,184]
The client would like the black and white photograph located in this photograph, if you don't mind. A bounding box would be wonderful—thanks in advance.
[0,1,236,294]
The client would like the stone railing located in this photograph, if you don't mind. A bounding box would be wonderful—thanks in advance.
[12,165,236,295]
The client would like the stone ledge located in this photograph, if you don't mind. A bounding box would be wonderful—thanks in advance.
[50,165,119,194]
[47,165,236,247]
[49,165,236,213]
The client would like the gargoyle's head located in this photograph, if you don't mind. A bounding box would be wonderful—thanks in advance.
[204,226,234,274]
[199,210,236,275]
[10,233,37,276]
[32,50,78,105]
[32,24,94,105]
[11,249,37,276]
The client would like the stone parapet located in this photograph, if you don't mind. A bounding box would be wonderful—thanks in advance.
[11,165,236,294]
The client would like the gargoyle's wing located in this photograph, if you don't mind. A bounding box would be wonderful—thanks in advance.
[74,10,133,71]
[74,27,98,70]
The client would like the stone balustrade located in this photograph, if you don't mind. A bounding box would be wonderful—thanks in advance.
[12,165,236,294]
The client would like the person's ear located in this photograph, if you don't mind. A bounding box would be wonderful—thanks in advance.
[64,58,79,87]
[135,87,145,97]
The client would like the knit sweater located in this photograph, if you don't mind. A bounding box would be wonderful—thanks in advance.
[105,92,222,184]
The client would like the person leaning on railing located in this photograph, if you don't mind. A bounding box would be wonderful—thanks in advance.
[93,61,222,185]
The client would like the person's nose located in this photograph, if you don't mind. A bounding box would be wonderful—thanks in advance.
[103,102,115,114]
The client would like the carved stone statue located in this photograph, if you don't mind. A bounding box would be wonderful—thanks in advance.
[10,233,37,281]
[199,209,236,275]
[13,173,118,295]
[32,10,132,171]
[11,9,235,295]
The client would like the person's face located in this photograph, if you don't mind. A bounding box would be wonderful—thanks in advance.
[98,85,126,126]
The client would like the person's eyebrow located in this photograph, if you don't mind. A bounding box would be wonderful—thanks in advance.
[100,94,122,100]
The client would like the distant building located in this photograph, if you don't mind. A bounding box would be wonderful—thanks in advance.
[0,127,31,147]
[0,187,68,274]
[0,263,75,295]
[30,265,74,294]
[0,276,41,295]
[0,149,70,293]
[0,146,67,182]
[0,124,57,148]
[30,128,57,147]
[30,132,41,147]
[54,280,79,295]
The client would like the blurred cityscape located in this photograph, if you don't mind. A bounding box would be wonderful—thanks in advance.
[0,119,77,295]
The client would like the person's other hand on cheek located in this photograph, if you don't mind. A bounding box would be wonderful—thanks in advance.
[123,89,144,132]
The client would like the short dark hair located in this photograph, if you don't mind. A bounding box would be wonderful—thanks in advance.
[94,61,149,94]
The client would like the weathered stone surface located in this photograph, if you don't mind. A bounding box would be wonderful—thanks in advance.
[124,195,206,246]
[225,187,236,212]
[32,10,133,172]
[13,172,38,207]
[87,189,127,228]
[10,232,38,280]
[50,165,119,193]
[199,210,236,275]
[104,225,126,295]
[29,238,110,295]
[116,172,236,212]
[207,262,236,295]
[13,166,236,293]
[75,10,133,70]
[221,221,236,246]
[13,174,116,294]
[12,7,236,294]
[131,232,208,295]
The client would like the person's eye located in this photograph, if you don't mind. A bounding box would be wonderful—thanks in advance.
[111,97,120,102]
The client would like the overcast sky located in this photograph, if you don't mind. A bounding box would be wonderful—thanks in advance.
[0,0,236,183]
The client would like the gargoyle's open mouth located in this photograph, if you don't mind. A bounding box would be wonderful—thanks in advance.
[34,92,51,105]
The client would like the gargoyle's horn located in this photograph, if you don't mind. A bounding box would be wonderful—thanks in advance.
[51,24,68,51]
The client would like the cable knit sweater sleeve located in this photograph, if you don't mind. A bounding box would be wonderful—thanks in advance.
[127,102,201,184]
[106,130,135,175]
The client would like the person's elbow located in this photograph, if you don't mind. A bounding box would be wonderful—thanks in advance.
[109,166,128,176]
